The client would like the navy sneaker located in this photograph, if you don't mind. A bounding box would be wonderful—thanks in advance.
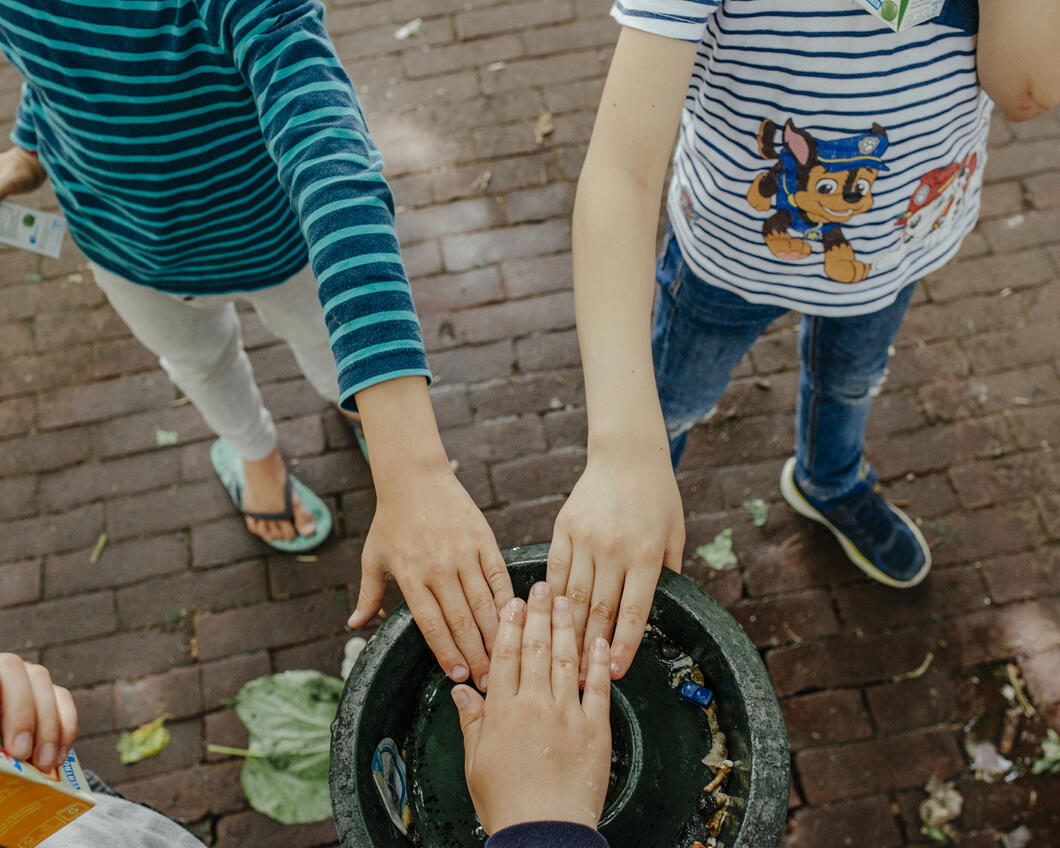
[780,457,931,587]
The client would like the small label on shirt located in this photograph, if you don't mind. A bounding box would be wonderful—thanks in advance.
[0,200,66,258]
[853,0,945,30]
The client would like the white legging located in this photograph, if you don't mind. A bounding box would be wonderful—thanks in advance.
[91,263,340,461]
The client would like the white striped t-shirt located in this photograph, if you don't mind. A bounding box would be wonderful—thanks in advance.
[612,0,990,316]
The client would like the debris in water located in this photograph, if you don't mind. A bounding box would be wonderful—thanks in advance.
[393,18,427,40]
[372,737,413,833]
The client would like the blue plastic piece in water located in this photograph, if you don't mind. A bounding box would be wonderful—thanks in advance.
[678,681,714,708]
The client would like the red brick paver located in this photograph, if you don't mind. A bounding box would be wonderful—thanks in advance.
[1,2,1058,846]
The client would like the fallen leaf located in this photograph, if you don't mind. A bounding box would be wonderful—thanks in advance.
[469,169,493,193]
[1001,825,1032,848]
[534,111,554,145]
[920,826,950,844]
[88,533,108,565]
[1031,728,1060,775]
[741,498,768,527]
[118,715,171,765]
[155,428,179,446]
[486,61,507,72]
[696,529,737,570]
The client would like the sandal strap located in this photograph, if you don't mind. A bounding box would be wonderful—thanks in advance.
[230,475,296,523]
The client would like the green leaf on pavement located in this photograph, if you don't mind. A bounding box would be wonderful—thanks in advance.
[742,498,768,527]
[920,826,949,844]
[88,533,108,565]
[117,714,171,765]
[155,428,179,446]
[1032,728,1060,774]
[217,670,344,824]
[696,529,737,570]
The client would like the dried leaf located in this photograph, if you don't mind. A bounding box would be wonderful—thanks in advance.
[155,428,179,446]
[118,715,171,765]
[919,775,962,828]
[696,529,737,570]
[534,111,554,145]
[469,169,493,193]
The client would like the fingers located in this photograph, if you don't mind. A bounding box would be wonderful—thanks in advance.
[566,547,595,651]
[461,569,501,668]
[25,664,61,771]
[609,569,658,679]
[404,587,472,683]
[580,637,612,725]
[580,565,623,678]
[432,582,491,689]
[520,583,553,697]
[487,598,525,698]
[664,526,685,574]
[53,685,78,765]
[0,654,36,761]
[479,544,514,615]
[550,596,579,703]
[348,557,387,629]
[451,685,485,764]
[545,532,572,596]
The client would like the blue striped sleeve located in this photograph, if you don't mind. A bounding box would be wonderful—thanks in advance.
[196,0,430,410]
[12,82,38,151]
[611,0,718,43]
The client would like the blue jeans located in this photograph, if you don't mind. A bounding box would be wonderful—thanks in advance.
[651,228,916,501]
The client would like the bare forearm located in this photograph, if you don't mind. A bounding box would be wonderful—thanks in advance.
[354,375,450,490]
[978,0,1060,121]
[573,163,670,455]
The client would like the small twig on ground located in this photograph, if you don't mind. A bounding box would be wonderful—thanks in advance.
[1005,663,1037,717]
[892,651,934,683]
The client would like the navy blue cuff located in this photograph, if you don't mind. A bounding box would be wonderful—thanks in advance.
[486,821,609,848]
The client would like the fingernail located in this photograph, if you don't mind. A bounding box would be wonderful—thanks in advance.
[37,744,56,769]
[533,582,550,598]
[450,665,468,682]
[554,596,570,612]
[12,732,32,760]
[506,598,524,619]
[451,688,468,707]
[479,674,488,691]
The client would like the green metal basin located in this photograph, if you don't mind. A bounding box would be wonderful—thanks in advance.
[330,544,789,848]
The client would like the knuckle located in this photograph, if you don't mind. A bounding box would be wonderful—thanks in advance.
[567,586,590,606]
[469,594,497,620]
[619,602,649,625]
[552,655,576,673]
[418,618,449,641]
[494,642,521,663]
[589,600,614,624]
[525,638,549,656]
[585,681,611,699]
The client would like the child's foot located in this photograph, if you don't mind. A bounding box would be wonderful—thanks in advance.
[241,446,317,542]
[780,457,931,587]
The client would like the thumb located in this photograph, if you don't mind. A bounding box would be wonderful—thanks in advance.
[451,685,485,758]
[348,559,386,628]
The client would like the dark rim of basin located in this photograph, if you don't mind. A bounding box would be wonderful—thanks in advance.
[330,544,790,848]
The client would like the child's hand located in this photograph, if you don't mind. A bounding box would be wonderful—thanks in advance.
[452,585,612,835]
[548,446,684,680]
[349,463,513,690]
[0,147,47,200]
[0,654,78,773]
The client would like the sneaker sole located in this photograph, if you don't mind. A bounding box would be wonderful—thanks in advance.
[780,457,931,588]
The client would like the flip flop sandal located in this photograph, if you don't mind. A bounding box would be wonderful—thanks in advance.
[210,438,332,553]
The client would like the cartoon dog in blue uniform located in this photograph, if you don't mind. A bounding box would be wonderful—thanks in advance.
[747,119,889,284]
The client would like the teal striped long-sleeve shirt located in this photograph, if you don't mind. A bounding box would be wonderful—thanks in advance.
[1,0,429,409]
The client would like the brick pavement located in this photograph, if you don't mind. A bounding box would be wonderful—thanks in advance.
[1,1,1059,846]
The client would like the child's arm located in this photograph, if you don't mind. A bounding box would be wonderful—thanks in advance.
[196,0,513,687]
[548,27,698,679]
[977,0,1060,122]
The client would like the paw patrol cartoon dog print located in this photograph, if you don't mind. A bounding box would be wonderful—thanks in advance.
[747,119,888,284]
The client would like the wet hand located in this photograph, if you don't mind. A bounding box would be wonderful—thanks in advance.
[548,449,684,681]
[348,465,514,690]
[0,654,78,773]
[452,584,612,834]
